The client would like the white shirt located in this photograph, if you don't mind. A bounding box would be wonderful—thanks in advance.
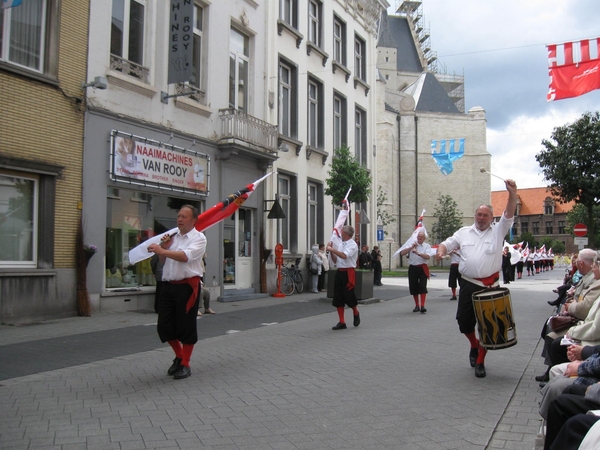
[407,243,431,266]
[335,239,359,269]
[441,212,514,280]
[162,228,207,281]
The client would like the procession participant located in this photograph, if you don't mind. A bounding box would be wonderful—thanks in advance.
[400,230,431,313]
[327,225,360,330]
[516,245,524,279]
[436,179,517,378]
[147,205,206,380]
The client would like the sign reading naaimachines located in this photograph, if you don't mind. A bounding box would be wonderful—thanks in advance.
[110,130,210,196]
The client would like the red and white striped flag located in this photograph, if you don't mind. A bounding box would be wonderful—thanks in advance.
[547,38,600,101]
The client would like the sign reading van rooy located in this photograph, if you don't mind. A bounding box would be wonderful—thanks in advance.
[110,130,209,196]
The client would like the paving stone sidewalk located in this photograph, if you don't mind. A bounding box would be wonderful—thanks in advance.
[0,271,560,449]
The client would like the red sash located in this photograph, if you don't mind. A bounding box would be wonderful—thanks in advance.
[338,267,356,290]
[170,276,201,313]
[474,272,500,287]
[417,264,430,279]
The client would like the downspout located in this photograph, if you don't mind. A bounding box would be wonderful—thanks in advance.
[396,114,402,268]
[414,115,419,224]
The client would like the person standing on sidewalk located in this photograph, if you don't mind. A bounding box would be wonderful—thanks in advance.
[448,248,461,300]
[317,244,329,292]
[371,246,383,286]
[147,205,206,380]
[436,179,517,378]
[399,230,431,313]
[327,225,360,330]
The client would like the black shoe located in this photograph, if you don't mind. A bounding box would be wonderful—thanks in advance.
[548,299,561,306]
[413,306,420,312]
[353,313,360,327]
[539,382,548,388]
[450,296,457,301]
[535,373,550,382]
[167,357,182,376]
[420,307,427,313]
[475,363,486,378]
[332,322,347,330]
[469,348,478,368]
[173,365,191,379]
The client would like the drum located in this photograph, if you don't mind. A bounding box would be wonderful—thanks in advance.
[472,287,517,350]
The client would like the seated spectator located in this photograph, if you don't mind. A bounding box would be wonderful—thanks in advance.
[545,385,600,449]
[549,413,600,450]
[536,249,599,383]
[539,344,600,420]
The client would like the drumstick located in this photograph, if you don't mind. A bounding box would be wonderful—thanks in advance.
[480,167,505,182]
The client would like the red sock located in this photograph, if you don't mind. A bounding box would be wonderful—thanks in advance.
[413,295,419,307]
[419,293,426,307]
[181,344,194,367]
[168,340,183,359]
[476,345,487,364]
[451,288,456,296]
[465,331,479,348]
[351,306,359,316]
[337,307,345,324]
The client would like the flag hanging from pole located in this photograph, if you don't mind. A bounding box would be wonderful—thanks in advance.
[392,209,428,258]
[547,38,600,101]
[128,172,274,264]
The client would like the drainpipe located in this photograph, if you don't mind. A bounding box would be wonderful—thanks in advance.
[396,114,402,268]
[414,115,419,224]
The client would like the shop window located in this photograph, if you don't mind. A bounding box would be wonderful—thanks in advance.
[105,189,202,289]
[0,172,38,267]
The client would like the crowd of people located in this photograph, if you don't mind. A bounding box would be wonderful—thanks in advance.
[532,247,600,449]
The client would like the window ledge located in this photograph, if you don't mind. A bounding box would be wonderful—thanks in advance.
[0,61,59,86]
[0,269,56,277]
[332,61,351,82]
[107,70,158,98]
[306,42,329,66]
[306,145,329,165]
[278,135,304,156]
[277,19,304,48]
[174,96,213,117]
[354,76,370,96]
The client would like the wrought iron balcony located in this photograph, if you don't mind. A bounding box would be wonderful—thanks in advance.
[218,108,278,155]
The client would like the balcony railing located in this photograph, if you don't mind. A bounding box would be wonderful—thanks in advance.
[110,54,150,83]
[219,108,278,153]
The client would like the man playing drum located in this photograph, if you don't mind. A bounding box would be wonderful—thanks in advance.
[436,179,517,378]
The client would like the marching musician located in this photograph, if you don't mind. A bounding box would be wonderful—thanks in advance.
[436,179,517,378]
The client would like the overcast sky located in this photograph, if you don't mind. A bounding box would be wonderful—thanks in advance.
[388,0,600,191]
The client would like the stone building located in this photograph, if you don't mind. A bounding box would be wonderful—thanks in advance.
[492,187,577,254]
[375,3,491,268]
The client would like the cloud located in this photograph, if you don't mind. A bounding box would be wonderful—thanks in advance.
[388,0,600,189]
[488,109,586,191]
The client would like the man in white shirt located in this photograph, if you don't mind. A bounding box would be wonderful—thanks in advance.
[148,205,206,379]
[327,225,360,330]
[436,179,517,378]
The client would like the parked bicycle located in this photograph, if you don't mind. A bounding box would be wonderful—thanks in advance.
[280,258,304,295]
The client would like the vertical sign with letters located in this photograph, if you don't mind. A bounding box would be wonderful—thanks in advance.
[168,0,194,85]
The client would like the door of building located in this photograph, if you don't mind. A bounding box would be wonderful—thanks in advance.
[223,207,253,289]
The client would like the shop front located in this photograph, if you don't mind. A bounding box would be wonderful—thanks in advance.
[83,110,272,312]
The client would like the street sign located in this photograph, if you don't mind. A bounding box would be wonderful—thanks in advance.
[574,223,588,237]
[574,237,589,245]
[377,229,384,241]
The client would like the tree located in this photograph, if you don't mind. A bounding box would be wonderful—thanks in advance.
[324,144,371,205]
[536,111,600,247]
[431,194,463,244]
[376,186,395,228]
[566,203,600,245]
